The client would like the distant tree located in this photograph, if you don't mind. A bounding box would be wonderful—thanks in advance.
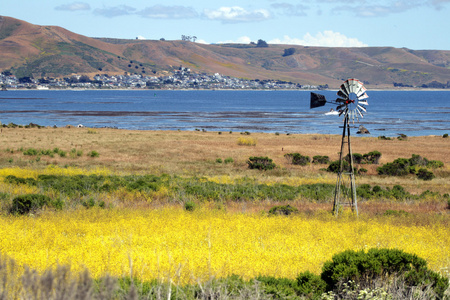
[79,75,91,83]
[160,38,165,41]
[192,36,197,42]
[1,70,12,76]
[18,76,33,83]
[282,48,296,57]
[256,39,269,48]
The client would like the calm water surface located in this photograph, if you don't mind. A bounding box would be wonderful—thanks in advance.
[0,90,449,137]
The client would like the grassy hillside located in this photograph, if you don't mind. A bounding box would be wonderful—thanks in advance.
[1,15,450,88]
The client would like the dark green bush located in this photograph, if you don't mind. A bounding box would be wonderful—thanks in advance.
[426,159,444,169]
[377,158,410,176]
[268,204,299,216]
[247,156,276,170]
[397,133,408,140]
[296,271,326,299]
[9,194,51,215]
[321,248,448,298]
[284,153,311,166]
[312,155,329,164]
[378,135,391,140]
[184,200,196,211]
[224,157,234,164]
[344,153,363,164]
[256,276,299,299]
[417,168,435,180]
[327,160,351,173]
[443,133,448,138]
[363,150,382,164]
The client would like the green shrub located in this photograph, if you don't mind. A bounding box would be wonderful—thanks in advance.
[247,156,276,170]
[215,158,223,163]
[377,158,410,176]
[296,271,326,299]
[443,133,448,138]
[268,204,298,216]
[417,168,435,180]
[426,159,444,169]
[224,157,234,164]
[344,153,363,164]
[357,168,367,175]
[320,248,448,298]
[363,150,382,164]
[23,148,39,156]
[312,155,329,164]
[378,135,391,140]
[256,276,299,299]
[284,153,310,166]
[327,160,352,173]
[397,133,408,140]
[184,200,196,211]
[9,194,51,215]
[88,150,100,157]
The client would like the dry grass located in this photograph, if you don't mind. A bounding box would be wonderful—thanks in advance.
[0,128,448,195]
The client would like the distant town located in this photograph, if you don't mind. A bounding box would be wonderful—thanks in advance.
[1,67,324,90]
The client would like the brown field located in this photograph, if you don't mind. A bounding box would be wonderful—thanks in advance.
[0,127,448,201]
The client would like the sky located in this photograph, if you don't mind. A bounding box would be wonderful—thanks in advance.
[2,0,449,50]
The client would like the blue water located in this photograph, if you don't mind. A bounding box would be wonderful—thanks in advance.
[0,90,449,137]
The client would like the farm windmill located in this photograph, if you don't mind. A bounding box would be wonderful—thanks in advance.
[310,79,369,216]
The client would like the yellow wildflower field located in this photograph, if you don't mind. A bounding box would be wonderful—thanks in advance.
[0,207,448,285]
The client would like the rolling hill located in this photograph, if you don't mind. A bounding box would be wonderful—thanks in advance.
[1,15,450,88]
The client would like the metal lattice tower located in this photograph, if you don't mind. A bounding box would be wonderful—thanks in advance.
[310,78,369,216]
[333,110,358,216]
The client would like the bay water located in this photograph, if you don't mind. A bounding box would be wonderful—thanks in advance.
[0,90,449,137]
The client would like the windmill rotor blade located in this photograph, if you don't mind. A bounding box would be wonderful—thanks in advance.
[343,80,351,95]
[358,93,369,100]
[356,107,364,118]
[358,100,369,106]
[347,79,359,94]
[356,85,367,97]
[357,104,367,112]
[337,90,348,99]
[310,92,327,108]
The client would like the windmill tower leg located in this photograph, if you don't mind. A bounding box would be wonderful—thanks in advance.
[333,113,358,216]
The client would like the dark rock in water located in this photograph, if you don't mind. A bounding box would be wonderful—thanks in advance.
[357,125,370,134]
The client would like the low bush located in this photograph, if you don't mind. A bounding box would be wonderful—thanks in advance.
[247,156,276,170]
[312,155,329,164]
[88,150,100,157]
[268,204,299,216]
[9,194,51,215]
[224,157,234,164]
[284,153,310,166]
[363,150,382,164]
[443,133,448,138]
[321,248,448,298]
[377,154,443,178]
[383,209,410,217]
[344,153,364,164]
[417,168,435,180]
[327,160,354,173]
[378,135,391,140]
[397,133,408,140]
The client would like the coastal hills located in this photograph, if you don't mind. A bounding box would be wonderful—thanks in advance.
[1,15,450,88]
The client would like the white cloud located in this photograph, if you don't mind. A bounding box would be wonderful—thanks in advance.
[94,5,136,18]
[269,32,368,47]
[138,5,198,19]
[204,6,271,23]
[55,2,90,11]
[217,36,253,44]
[271,3,308,16]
